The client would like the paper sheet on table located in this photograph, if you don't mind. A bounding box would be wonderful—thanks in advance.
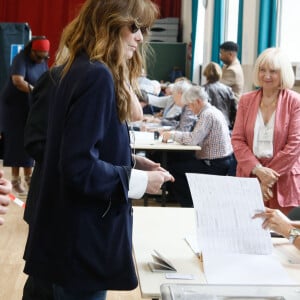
[203,252,294,284]
[186,173,294,285]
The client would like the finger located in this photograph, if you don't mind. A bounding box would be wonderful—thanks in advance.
[0,195,10,206]
[163,172,175,182]
[267,188,273,198]
[0,205,8,215]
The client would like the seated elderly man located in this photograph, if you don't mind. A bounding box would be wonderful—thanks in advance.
[162,85,233,207]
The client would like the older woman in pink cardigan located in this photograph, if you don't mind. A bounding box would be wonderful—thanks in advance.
[231,48,300,215]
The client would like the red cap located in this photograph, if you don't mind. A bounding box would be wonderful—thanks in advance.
[32,39,50,52]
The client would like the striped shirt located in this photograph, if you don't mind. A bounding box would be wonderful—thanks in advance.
[173,103,233,159]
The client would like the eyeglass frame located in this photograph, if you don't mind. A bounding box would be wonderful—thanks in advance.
[129,21,149,35]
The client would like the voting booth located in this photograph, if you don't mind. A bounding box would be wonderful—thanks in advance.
[161,284,300,300]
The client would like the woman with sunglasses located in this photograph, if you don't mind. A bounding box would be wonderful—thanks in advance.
[22,1,174,300]
[0,36,50,195]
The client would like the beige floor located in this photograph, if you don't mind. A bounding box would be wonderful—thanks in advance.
[0,166,171,300]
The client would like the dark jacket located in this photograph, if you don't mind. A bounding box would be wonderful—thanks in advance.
[203,81,237,129]
[23,53,137,291]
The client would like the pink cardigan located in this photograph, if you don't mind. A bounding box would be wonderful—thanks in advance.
[232,88,300,207]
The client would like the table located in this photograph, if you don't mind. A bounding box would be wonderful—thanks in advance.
[132,139,201,206]
[132,207,300,300]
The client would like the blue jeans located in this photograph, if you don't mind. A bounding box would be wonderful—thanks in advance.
[53,284,107,300]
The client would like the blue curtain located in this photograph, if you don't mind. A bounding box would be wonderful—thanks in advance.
[257,0,277,55]
[237,0,244,62]
[190,0,199,80]
[211,0,225,63]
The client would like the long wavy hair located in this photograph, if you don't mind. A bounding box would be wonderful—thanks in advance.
[55,0,159,122]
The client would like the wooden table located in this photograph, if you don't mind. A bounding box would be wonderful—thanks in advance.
[132,207,300,299]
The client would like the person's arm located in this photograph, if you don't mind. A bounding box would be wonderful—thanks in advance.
[253,208,300,250]
[128,168,174,199]
[128,155,174,199]
[264,92,300,175]
[12,75,33,93]
[148,94,172,108]
[129,87,143,121]
[10,52,33,93]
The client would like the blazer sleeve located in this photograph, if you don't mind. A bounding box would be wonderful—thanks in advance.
[266,90,300,174]
[231,92,261,176]
[59,64,130,200]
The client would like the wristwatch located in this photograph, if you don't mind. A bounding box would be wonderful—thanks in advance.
[288,228,300,244]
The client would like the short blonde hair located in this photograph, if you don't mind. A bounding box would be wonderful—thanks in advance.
[253,47,295,89]
[203,62,222,83]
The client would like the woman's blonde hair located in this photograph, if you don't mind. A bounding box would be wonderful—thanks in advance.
[55,0,159,122]
[253,47,295,89]
[203,62,222,83]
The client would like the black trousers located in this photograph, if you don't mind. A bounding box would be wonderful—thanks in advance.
[167,154,233,207]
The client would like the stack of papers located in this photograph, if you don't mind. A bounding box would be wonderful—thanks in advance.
[186,174,295,285]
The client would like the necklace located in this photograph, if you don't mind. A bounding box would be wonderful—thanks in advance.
[260,94,278,108]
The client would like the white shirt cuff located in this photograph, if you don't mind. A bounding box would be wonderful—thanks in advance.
[128,169,148,199]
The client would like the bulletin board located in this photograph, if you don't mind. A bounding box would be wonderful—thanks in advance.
[146,42,187,83]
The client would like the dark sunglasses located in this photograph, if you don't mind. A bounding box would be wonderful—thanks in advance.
[129,22,149,35]
[33,51,49,60]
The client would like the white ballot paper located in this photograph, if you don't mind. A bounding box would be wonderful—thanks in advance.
[186,173,295,285]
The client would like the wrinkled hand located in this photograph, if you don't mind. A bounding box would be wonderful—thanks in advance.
[253,207,292,237]
[161,131,172,143]
[146,170,175,194]
[256,166,279,188]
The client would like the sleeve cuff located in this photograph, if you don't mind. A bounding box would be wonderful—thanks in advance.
[128,169,148,199]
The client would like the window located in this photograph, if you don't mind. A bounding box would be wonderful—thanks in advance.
[278,0,300,62]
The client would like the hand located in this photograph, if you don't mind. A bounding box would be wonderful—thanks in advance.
[255,166,279,188]
[0,170,12,195]
[252,207,292,238]
[134,155,165,172]
[260,182,273,202]
[161,131,172,143]
[0,170,11,225]
[146,170,175,194]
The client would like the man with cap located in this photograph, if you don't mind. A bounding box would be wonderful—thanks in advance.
[219,41,244,102]
[0,36,50,195]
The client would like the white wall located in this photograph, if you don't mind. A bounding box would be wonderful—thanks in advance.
[181,0,192,43]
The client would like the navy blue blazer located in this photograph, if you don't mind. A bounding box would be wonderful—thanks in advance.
[24,53,137,291]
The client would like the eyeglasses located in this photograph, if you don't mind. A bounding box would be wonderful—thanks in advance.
[129,21,149,35]
[36,54,50,60]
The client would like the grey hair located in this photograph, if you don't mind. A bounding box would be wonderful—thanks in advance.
[181,85,209,105]
[172,79,192,94]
